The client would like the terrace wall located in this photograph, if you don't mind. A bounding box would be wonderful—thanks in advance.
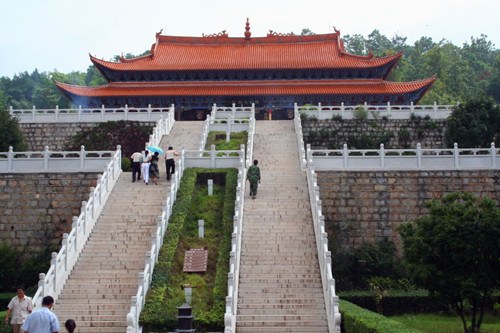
[317,170,500,253]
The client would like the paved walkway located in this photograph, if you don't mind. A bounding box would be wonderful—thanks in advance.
[236,120,328,332]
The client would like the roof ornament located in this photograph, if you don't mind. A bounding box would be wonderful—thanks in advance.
[267,30,294,37]
[244,18,251,39]
[202,30,228,38]
[333,26,340,34]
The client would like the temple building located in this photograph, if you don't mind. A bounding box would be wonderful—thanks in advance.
[55,20,436,120]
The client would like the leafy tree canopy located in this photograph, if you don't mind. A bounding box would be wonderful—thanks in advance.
[398,192,500,333]
[0,91,27,151]
[445,95,500,147]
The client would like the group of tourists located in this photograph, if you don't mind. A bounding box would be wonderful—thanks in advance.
[130,146,179,185]
[4,287,75,333]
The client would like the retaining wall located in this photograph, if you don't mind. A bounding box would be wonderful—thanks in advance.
[20,122,155,151]
[317,170,500,253]
[0,173,99,253]
[302,118,447,149]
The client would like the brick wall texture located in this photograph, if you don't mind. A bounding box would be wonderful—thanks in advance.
[302,118,447,149]
[317,170,500,253]
[0,173,99,253]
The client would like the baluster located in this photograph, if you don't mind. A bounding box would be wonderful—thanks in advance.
[454,143,460,169]
[380,144,385,169]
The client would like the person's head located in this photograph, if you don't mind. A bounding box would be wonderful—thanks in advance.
[168,146,173,150]
[154,152,159,156]
[16,286,25,298]
[253,160,258,166]
[144,150,149,157]
[42,296,54,308]
[65,319,76,333]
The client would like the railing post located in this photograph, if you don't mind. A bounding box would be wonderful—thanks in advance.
[454,142,460,169]
[388,102,391,117]
[32,105,36,122]
[44,146,50,171]
[417,143,422,170]
[8,146,13,172]
[63,233,69,271]
[318,102,322,119]
[410,101,414,114]
[55,105,59,121]
[101,105,105,121]
[434,101,438,119]
[211,145,216,168]
[124,104,129,120]
[38,273,46,297]
[380,144,385,170]
[341,102,345,118]
[72,216,79,253]
[148,104,152,120]
[363,102,368,112]
[343,144,348,170]
[51,252,57,293]
[491,142,497,168]
[80,145,85,171]
[81,201,87,236]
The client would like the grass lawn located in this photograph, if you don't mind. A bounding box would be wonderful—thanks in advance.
[390,313,500,333]
[204,131,248,151]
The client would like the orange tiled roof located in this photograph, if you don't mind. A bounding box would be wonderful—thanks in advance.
[90,31,402,71]
[55,77,436,97]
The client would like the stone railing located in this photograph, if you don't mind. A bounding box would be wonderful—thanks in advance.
[295,102,454,120]
[210,103,254,119]
[296,117,341,332]
[32,147,122,308]
[144,110,176,150]
[305,157,342,332]
[199,108,255,168]
[10,104,174,123]
[309,143,500,171]
[0,146,118,173]
[221,146,247,333]
[294,107,307,171]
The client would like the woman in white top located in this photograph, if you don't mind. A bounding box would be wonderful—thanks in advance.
[141,151,151,185]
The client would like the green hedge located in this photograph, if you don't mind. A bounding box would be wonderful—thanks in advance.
[340,290,500,316]
[140,168,237,332]
[340,299,425,333]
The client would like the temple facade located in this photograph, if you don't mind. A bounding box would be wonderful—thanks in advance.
[55,20,436,120]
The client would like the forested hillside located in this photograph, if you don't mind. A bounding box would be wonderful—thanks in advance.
[1,30,499,108]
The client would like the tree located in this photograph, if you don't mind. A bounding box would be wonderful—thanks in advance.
[0,91,27,151]
[398,192,500,333]
[445,95,500,147]
[300,28,315,36]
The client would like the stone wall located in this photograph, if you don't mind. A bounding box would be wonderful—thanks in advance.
[302,118,447,149]
[0,173,99,253]
[20,122,156,151]
[317,170,500,253]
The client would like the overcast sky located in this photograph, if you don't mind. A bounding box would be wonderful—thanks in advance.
[1,0,498,78]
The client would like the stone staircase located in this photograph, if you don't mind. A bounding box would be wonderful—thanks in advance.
[236,121,328,332]
[53,121,203,332]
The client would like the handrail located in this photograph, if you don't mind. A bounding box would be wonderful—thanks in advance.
[0,146,117,173]
[144,107,175,151]
[10,104,174,123]
[294,107,307,170]
[224,146,248,333]
[32,146,122,308]
[296,118,341,332]
[309,143,499,171]
[295,102,455,120]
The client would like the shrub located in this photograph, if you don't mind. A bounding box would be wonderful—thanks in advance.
[353,106,368,120]
[340,299,425,333]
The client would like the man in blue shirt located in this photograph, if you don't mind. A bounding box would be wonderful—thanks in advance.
[21,296,60,333]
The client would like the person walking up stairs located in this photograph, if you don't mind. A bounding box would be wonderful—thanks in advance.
[236,120,328,332]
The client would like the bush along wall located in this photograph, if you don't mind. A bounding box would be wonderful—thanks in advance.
[140,168,237,332]
[339,299,425,333]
